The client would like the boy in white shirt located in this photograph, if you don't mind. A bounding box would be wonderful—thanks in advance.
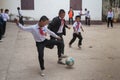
[86,11,91,26]
[14,16,66,76]
[1,9,9,36]
[69,15,84,48]
[107,8,114,28]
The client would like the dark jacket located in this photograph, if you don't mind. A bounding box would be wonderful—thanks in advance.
[0,14,4,36]
[48,16,68,35]
[0,14,4,26]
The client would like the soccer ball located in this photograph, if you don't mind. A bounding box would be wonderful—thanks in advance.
[65,57,74,67]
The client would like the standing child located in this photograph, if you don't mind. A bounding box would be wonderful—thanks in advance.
[1,9,9,37]
[0,14,4,42]
[107,8,114,28]
[84,8,88,25]
[86,11,91,26]
[0,9,4,42]
[68,7,74,24]
[69,15,84,48]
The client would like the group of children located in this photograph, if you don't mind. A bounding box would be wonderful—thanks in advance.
[0,7,25,42]
[2,7,114,77]
[68,7,91,26]
[0,8,9,42]
[14,9,84,76]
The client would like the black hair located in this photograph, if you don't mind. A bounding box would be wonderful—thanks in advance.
[75,15,80,19]
[0,9,3,11]
[39,16,49,22]
[5,9,9,13]
[85,8,87,11]
[59,9,65,15]
[17,7,20,10]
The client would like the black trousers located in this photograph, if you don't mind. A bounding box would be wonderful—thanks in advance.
[50,33,65,54]
[69,18,73,25]
[36,39,63,70]
[87,18,90,26]
[0,25,3,40]
[69,32,83,46]
[107,17,113,27]
[19,16,24,25]
[2,21,6,35]
[85,16,88,25]
[85,17,90,25]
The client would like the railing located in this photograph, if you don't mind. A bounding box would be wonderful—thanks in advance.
[9,13,35,21]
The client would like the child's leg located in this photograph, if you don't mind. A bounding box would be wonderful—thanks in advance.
[36,42,45,70]
[19,16,24,25]
[69,18,71,24]
[45,39,63,58]
[110,18,113,27]
[0,26,2,40]
[2,21,6,35]
[57,35,64,54]
[45,39,65,64]
[69,33,77,46]
[77,32,83,46]
[85,17,87,25]
[71,18,73,24]
[88,18,90,26]
[107,18,110,28]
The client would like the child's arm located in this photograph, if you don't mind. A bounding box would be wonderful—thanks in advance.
[81,26,84,32]
[46,27,61,40]
[14,18,33,32]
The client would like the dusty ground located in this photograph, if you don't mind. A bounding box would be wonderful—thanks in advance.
[0,22,120,80]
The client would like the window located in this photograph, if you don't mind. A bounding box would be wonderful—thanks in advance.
[70,0,82,10]
[21,0,34,10]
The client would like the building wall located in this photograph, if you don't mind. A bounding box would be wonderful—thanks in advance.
[82,0,102,20]
[0,0,102,21]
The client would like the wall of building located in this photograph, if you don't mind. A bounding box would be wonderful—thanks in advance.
[0,0,102,21]
[82,0,102,20]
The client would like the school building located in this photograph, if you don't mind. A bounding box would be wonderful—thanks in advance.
[0,0,103,21]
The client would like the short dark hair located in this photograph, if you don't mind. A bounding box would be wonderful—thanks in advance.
[0,9,3,11]
[75,15,80,19]
[59,9,65,15]
[17,7,20,10]
[5,9,9,13]
[39,16,49,22]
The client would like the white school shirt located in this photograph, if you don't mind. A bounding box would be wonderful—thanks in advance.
[57,17,64,33]
[107,11,114,18]
[73,21,82,33]
[84,11,88,17]
[1,13,9,21]
[86,12,90,18]
[17,23,59,42]
[18,10,22,17]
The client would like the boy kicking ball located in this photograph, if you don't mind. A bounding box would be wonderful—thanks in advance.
[14,16,66,77]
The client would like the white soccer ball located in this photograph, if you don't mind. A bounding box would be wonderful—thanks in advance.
[65,57,74,67]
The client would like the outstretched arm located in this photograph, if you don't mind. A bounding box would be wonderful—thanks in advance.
[46,27,61,40]
[64,24,71,29]
[14,18,33,32]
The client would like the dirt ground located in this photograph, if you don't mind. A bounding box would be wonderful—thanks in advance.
[0,22,120,80]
